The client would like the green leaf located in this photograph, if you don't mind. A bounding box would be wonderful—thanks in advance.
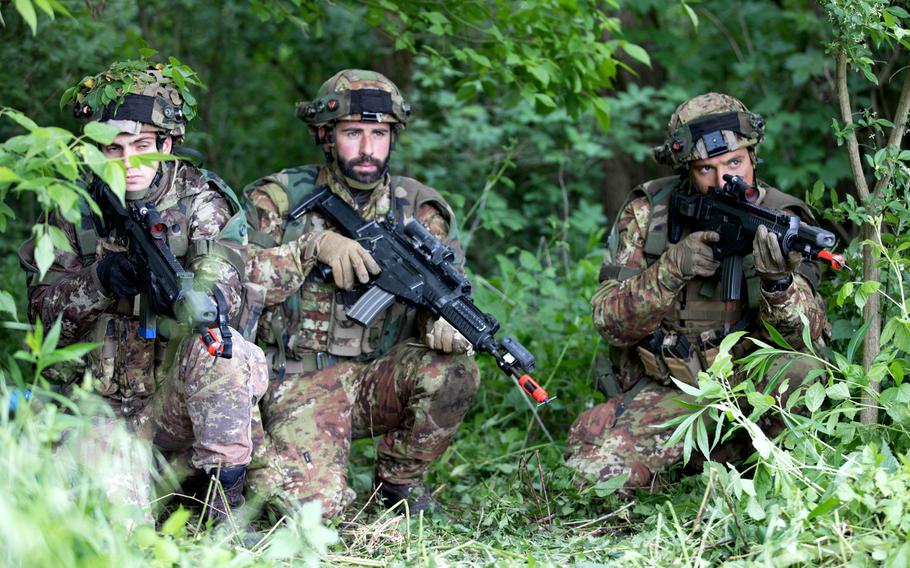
[126,152,175,169]
[591,96,610,134]
[826,382,851,401]
[835,282,854,307]
[846,318,873,364]
[34,232,54,279]
[854,280,881,310]
[620,42,651,67]
[807,497,839,520]
[682,2,699,28]
[746,391,774,417]
[160,506,191,537]
[33,0,53,18]
[0,167,21,183]
[761,320,794,350]
[83,122,121,145]
[14,0,38,34]
[80,143,107,178]
[2,108,38,131]
[0,290,17,322]
[804,381,826,413]
[101,161,126,202]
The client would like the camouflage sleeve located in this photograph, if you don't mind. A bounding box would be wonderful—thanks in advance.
[21,214,113,344]
[591,196,687,347]
[758,272,828,348]
[416,202,461,261]
[187,186,245,319]
[244,182,322,307]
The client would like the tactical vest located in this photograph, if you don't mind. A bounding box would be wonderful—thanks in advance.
[244,165,457,365]
[19,162,248,403]
[600,175,818,387]
[68,163,248,281]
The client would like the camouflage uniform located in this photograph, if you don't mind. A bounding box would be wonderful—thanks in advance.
[565,94,830,491]
[20,63,268,511]
[242,70,479,518]
[243,165,479,517]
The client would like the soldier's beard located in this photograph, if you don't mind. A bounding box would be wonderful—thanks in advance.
[338,154,388,185]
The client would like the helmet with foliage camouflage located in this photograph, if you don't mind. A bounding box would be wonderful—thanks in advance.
[63,59,202,141]
[296,69,411,130]
[653,92,765,169]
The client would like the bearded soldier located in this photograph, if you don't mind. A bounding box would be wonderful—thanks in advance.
[564,93,830,491]
[242,69,480,516]
[19,61,267,522]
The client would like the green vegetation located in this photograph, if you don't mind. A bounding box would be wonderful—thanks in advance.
[2,0,910,565]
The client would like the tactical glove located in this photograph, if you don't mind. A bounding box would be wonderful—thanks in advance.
[424,317,473,355]
[95,252,141,297]
[314,230,381,290]
[663,231,721,280]
[753,224,801,283]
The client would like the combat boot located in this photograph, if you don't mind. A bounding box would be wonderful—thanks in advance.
[202,465,247,525]
[374,477,444,515]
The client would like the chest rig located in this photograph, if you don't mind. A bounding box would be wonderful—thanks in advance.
[603,176,816,388]
[245,165,454,372]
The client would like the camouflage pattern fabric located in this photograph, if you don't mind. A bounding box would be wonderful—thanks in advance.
[247,342,479,518]
[567,178,830,491]
[566,354,822,492]
[20,161,266,483]
[244,163,478,518]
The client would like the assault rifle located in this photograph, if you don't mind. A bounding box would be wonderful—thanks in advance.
[90,178,232,358]
[289,185,552,405]
[670,174,848,329]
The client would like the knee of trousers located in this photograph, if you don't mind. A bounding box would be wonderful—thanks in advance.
[416,352,480,411]
[180,330,268,403]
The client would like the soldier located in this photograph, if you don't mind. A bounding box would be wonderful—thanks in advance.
[564,93,830,492]
[242,69,480,517]
[19,61,267,522]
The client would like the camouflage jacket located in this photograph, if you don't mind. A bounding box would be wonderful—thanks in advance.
[19,161,248,401]
[243,163,462,364]
[593,176,830,390]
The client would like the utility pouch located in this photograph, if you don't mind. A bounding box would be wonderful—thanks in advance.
[636,346,669,380]
[661,332,702,386]
[701,347,720,369]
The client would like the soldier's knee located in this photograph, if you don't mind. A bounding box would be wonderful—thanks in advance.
[420,352,480,401]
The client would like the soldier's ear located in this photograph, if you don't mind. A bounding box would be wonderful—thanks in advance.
[160,135,173,154]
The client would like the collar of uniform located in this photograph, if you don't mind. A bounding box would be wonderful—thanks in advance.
[319,163,392,221]
[127,160,179,205]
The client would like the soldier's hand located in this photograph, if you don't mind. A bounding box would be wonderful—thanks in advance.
[315,230,381,290]
[95,252,141,297]
[664,231,721,280]
[425,318,473,355]
[753,224,801,282]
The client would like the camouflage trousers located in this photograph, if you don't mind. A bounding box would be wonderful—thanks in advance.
[564,353,821,492]
[246,341,480,519]
[64,328,268,511]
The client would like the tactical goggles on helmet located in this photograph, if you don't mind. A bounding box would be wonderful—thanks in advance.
[297,88,411,126]
[74,93,185,130]
[654,111,765,167]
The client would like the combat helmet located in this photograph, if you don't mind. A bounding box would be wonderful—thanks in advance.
[653,93,765,169]
[296,69,411,131]
[66,60,200,142]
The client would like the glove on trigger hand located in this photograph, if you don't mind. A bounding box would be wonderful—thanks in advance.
[314,231,381,290]
[96,252,142,298]
[664,231,721,280]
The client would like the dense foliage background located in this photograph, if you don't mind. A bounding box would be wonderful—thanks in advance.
[2,0,910,565]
